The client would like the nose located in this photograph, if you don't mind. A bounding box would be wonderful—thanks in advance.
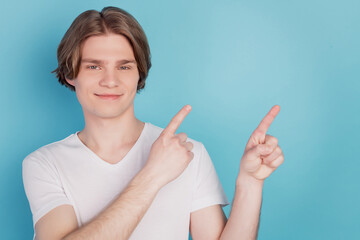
[99,68,119,88]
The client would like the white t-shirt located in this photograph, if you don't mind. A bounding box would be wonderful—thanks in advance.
[22,122,229,239]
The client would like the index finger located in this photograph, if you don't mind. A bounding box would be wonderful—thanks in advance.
[162,105,192,136]
[254,105,280,136]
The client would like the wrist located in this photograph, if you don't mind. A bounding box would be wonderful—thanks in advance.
[132,167,163,194]
[236,172,264,191]
[137,166,165,190]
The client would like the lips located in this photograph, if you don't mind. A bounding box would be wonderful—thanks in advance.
[95,93,122,100]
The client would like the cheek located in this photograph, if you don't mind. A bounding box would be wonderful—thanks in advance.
[75,88,90,107]
[74,81,96,104]
[124,71,140,89]
[131,69,140,81]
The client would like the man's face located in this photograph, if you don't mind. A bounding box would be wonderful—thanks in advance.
[66,33,140,119]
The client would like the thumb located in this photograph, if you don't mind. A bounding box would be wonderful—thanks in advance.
[241,144,272,172]
[257,144,274,156]
[247,144,273,158]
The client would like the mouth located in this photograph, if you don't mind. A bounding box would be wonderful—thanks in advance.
[94,93,122,100]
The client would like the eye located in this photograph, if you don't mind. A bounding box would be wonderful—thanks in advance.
[86,65,100,70]
[119,66,131,70]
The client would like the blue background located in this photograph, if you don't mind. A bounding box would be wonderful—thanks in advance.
[1,0,359,239]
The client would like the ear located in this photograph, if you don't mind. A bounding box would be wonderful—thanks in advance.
[65,78,75,87]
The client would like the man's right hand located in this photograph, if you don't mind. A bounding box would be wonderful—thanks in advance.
[32,105,194,240]
[143,105,194,187]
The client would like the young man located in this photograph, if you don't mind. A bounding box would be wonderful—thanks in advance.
[23,6,284,240]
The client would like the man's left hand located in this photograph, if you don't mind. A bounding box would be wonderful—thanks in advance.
[238,105,284,184]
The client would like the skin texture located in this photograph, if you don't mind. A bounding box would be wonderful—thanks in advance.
[67,33,145,163]
[219,105,284,240]
[34,34,198,239]
[34,32,284,240]
[35,105,197,240]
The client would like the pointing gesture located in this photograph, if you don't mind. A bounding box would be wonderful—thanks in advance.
[239,105,284,182]
[162,105,192,136]
[143,105,194,188]
[246,105,281,150]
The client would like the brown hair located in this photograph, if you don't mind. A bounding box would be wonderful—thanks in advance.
[52,6,151,92]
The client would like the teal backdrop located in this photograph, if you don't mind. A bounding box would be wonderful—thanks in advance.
[1,0,359,239]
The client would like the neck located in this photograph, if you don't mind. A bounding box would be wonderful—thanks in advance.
[77,105,145,154]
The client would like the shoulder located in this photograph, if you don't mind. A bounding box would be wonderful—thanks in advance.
[22,133,76,168]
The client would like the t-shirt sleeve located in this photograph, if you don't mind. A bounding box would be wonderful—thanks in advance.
[22,152,72,227]
[190,143,230,212]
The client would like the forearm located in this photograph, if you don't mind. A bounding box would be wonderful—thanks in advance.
[63,168,162,240]
[220,176,264,240]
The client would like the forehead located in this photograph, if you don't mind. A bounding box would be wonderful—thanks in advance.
[80,33,135,60]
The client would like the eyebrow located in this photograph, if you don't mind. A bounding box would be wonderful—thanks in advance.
[81,59,137,65]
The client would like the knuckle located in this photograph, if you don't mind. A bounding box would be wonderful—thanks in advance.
[169,137,179,146]
[271,155,284,167]
[277,157,285,166]
[266,134,278,145]
[184,142,193,152]
[160,135,169,144]
[175,136,182,143]
[160,133,170,142]
[183,133,188,140]
[259,144,270,152]
[254,145,266,155]
[276,146,282,154]
[176,139,183,148]
[188,152,194,161]
[177,132,187,142]
[256,144,263,150]
[256,144,264,152]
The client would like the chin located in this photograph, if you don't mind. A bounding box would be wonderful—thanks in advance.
[81,99,133,119]
[96,104,133,118]
[92,109,126,119]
